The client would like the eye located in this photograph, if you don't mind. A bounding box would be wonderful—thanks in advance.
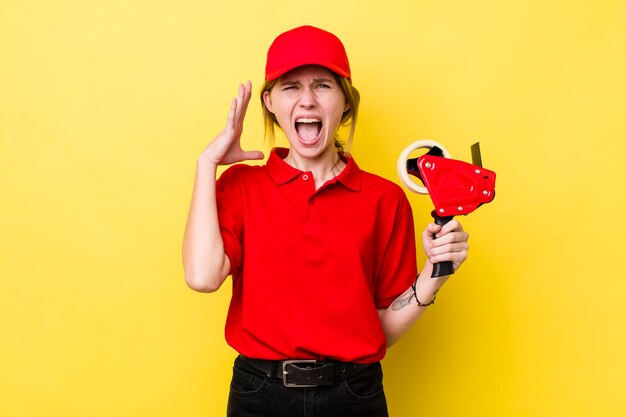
[317,83,331,89]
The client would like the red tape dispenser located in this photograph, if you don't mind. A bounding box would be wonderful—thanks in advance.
[397,140,496,278]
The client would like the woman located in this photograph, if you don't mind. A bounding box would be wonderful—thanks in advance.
[183,25,469,417]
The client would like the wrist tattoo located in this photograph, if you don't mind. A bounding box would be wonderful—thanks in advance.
[390,276,437,311]
[391,287,414,311]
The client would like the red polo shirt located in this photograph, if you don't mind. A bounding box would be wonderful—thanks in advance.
[216,148,417,363]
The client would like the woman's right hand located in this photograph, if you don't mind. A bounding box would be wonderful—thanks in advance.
[199,80,264,167]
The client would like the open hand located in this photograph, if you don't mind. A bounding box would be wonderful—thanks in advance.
[199,81,264,167]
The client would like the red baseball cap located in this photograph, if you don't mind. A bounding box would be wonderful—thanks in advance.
[265,25,351,81]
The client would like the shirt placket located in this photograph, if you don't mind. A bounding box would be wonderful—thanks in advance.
[299,172,316,224]
[300,173,339,227]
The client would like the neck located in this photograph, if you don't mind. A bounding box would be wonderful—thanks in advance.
[284,147,346,188]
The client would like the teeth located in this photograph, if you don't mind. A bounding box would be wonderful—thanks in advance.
[296,118,321,123]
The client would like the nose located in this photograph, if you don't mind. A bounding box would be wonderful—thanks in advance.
[298,87,317,108]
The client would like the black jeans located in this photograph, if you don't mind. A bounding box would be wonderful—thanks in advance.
[227,356,389,417]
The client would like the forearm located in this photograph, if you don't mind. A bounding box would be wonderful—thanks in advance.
[379,261,449,347]
[182,159,230,292]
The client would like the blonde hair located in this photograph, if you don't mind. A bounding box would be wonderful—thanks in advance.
[260,74,360,153]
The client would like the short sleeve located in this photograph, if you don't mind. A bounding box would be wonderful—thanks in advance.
[374,195,418,309]
[215,165,246,275]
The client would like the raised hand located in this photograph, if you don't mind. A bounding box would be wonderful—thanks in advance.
[199,81,264,167]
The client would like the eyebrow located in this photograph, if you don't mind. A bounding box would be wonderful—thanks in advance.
[280,78,335,85]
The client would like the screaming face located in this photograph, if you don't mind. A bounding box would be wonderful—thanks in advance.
[263,65,350,163]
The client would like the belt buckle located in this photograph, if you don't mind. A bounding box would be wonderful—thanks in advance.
[282,360,318,388]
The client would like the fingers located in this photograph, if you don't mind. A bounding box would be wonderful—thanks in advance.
[224,81,253,136]
[423,222,441,238]
[242,150,265,161]
[428,228,469,247]
[240,80,252,119]
[226,97,237,130]
[233,84,244,128]
[431,219,463,237]
[429,249,468,268]
[428,240,469,257]
[422,219,470,269]
[206,81,259,166]
[233,81,252,130]
[425,235,469,267]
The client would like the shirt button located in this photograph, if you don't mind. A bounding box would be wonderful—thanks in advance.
[302,174,309,181]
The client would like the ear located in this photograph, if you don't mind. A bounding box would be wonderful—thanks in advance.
[263,91,274,114]
[343,101,351,114]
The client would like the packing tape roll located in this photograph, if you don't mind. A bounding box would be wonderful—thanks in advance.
[397,140,451,194]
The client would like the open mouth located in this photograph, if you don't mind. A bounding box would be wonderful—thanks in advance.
[295,118,322,142]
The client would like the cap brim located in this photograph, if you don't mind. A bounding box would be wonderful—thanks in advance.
[265,60,351,81]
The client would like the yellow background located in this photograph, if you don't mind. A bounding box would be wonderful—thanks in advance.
[2,1,625,416]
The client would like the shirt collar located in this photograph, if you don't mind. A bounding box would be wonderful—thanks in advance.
[266,147,362,191]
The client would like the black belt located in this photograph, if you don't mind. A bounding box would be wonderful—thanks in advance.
[239,355,374,388]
